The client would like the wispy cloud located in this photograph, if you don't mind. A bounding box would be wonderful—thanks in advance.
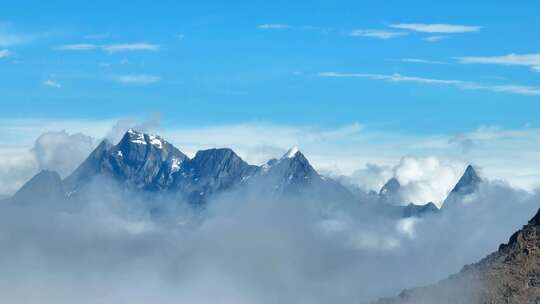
[396,58,448,65]
[56,43,98,51]
[390,23,482,33]
[423,35,446,42]
[56,42,159,53]
[43,79,62,89]
[455,53,540,73]
[0,23,33,47]
[257,24,291,30]
[111,74,161,85]
[0,49,10,58]
[103,43,159,53]
[349,29,408,40]
[318,72,540,96]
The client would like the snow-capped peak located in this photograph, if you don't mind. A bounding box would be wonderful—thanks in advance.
[128,130,146,145]
[149,135,163,149]
[283,147,300,159]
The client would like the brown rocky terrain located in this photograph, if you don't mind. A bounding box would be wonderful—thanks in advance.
[376,208,540,304]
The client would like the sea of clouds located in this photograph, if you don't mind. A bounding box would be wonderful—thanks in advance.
[0,120,539,303]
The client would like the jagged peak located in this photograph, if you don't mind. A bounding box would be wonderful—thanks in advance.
[380,177,400,193]
[451,164,482,193]
[463,164,480,179]
[193,148,240,161]
[282,147,300,159]
[120,129,147,145]
[118,129,173,151]
[529,208,540,226]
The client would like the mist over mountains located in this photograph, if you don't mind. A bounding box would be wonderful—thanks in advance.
[1,129,539,304]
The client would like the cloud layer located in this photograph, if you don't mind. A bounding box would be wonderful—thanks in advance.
[0,169,537,303]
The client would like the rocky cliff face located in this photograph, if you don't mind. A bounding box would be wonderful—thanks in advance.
[376,207,540,304]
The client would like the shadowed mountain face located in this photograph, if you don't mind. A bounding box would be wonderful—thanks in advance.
[442,165,482,209]
[10,170,65,204]
[64,129,187,192]
[379,177,401,204]
[376,208,540,304]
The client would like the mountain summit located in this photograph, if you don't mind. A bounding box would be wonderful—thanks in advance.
[379,177,401,204]
[64,129,187,192]
[442,165,482,208]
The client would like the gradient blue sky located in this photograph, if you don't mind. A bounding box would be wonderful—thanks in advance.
[2,1,540,197]
[1,0,539,134]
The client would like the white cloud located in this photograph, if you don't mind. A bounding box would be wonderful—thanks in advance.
[318,72,540,96]
[390,23,482,33]
[33,131,96,177]
[455,53,540,73]
[0,145,38,198]
[57,43,159,53]
[56,43,97,51]
[257,24,291,30]
[319,72,461,85]
[393,156,465,206]
[111,74,161,85]
[398,58,448,65]
[423,35,446,42]
[0,23,32,47]
[103,43,159,53]
[349,29,407,40]
[0,49,10,58]
[43,79,62,88]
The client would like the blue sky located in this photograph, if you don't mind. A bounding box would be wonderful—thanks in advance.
[1,0,539,134]
[1,1,540,197]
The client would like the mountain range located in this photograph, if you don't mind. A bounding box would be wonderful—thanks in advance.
[3,129,482,217]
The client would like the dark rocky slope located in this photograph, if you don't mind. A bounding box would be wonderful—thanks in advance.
[377,207,540,304]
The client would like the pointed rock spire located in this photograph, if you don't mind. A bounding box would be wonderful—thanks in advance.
[442,164,482,208]
[451,165,481,196]
[379,177,402,204]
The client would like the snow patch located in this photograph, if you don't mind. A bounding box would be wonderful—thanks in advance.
[171,158,182,173]
[149,135,163,149]
[283,147,300,159]
[129,131,147,145]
